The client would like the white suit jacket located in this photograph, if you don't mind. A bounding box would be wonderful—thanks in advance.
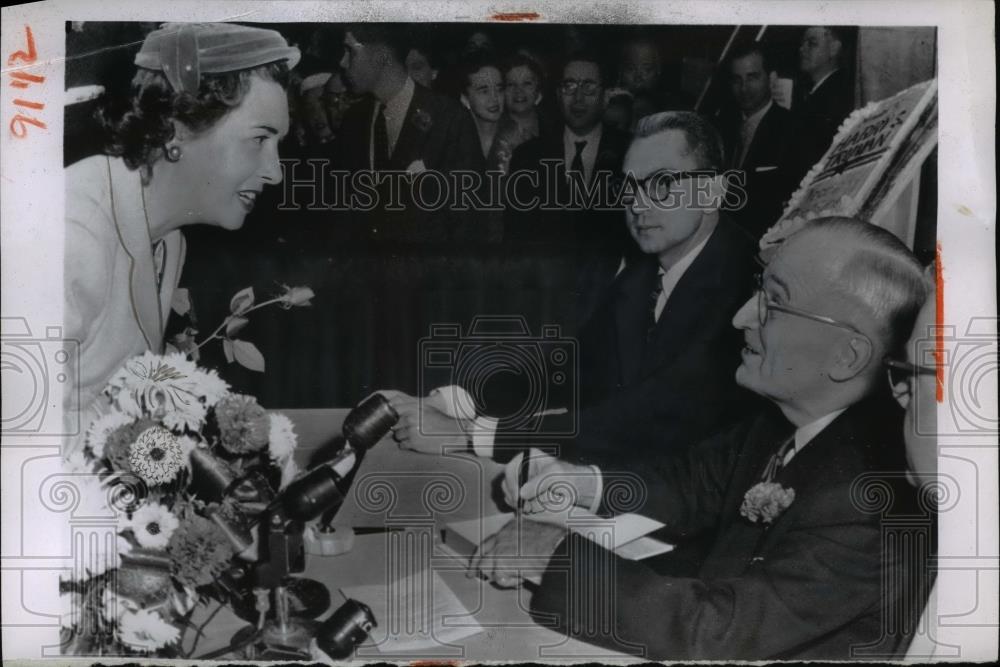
[64,155,186,450]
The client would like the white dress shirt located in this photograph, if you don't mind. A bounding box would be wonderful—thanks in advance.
[736,99,773,168]
[807,68,839,96]
[653,226,715,321]
[369,76,415,168]
[784,408,847,465]
[563,124,603,183]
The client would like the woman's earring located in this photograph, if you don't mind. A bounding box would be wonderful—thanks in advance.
[165,145,183,162]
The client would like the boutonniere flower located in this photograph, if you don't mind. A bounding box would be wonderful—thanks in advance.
[740,481,796,524]
[412,108,433,132]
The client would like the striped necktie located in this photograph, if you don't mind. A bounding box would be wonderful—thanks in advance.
[761,435,796,483]
[646,269,664,343]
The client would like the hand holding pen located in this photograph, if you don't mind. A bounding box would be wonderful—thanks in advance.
[502,448,600,514]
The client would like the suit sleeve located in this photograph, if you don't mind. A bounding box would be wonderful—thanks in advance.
[442,105,484,174]
[588,421,747,536]
[531,479,886,660]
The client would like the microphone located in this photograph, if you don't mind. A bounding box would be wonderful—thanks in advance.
[274,393,399,522]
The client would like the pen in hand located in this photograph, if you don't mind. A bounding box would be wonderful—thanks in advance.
[517,449,530,513]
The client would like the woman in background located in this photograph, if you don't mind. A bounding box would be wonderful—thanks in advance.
[460,52,518,174]
[64,23,299,448]
[502,51,546,150]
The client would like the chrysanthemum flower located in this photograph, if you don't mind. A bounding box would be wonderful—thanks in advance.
[117,608,180,651]
[215,394,269,454]
[127,503,179,549]
[128,426,184,485]
[267,413,298,462]
[167,512,236,589]
[105,351,230,431]
[85,411,136,460]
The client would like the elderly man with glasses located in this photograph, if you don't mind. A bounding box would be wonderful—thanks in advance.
[472,216,930,660]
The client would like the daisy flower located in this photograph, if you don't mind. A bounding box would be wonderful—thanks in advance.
[128,426,184,485]
[117,608,180,651]
[85,410,135,459]
[268,413,298,462]
[127,503,179,549]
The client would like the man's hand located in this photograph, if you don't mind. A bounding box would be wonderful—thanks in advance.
[376,390,469,455]
[502,448,600,514]
[468,519,567,588]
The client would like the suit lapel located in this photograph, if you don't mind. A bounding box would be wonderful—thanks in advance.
[107,157,163,352]
[643,222,730,370]
[389,84,425,169]
[613,257,659,386]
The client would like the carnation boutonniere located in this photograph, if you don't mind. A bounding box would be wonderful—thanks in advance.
[412,108,433,132]
[740,481,796,524]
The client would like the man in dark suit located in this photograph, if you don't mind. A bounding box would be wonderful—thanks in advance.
[331,25,483,242]
[504,52,631,249]
[473,217,930,660]
[716,44,797,239]
[381,112,758,464]
[789,26,855,185]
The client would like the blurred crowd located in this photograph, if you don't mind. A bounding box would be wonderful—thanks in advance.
[280,24,858,240]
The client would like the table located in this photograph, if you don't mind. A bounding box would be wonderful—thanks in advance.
[184,409,625,660]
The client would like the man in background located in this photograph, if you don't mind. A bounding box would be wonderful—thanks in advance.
[716,44,796,239]
[790,26,855,182]
[332,24,482,242]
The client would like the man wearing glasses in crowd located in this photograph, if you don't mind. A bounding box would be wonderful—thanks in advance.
[474,216,931,660]
[504,51,630,248]
[382,112,756,469]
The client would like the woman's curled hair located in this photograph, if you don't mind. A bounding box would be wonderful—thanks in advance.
[100,61,290,176]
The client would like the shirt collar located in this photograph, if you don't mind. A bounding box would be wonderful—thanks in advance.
[383,76,415,119]
[563,123,602,148]
[659,219,715,287]
[808,68,839,96]
[792,408,848,458]
[742,98,773,124]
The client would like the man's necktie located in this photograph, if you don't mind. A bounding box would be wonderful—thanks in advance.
[373,103,389,170]
[761,435,796,483]
[570,140,587,176]
[645,269,664,343]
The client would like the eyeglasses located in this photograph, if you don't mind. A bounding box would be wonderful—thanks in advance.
[560,79,601,97]
[753,273,871,343]
[614,169,719,204]
[884,357,936,387]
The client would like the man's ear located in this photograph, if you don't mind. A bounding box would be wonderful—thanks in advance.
[460,94,470,110]
[828,334,875,382]
[695,173,729,212]
[534,92,543,106]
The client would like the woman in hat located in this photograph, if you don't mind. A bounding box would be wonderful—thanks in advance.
[64,23,300,446]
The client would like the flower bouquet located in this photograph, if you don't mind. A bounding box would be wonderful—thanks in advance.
[60,286,312,657]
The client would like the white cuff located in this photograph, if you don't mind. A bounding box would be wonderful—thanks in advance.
[427,385,478,421]
[468,416,498,458]
[429,385,497,457]
[587,465,603,514]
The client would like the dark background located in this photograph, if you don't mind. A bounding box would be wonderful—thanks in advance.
[64,22,936,409]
